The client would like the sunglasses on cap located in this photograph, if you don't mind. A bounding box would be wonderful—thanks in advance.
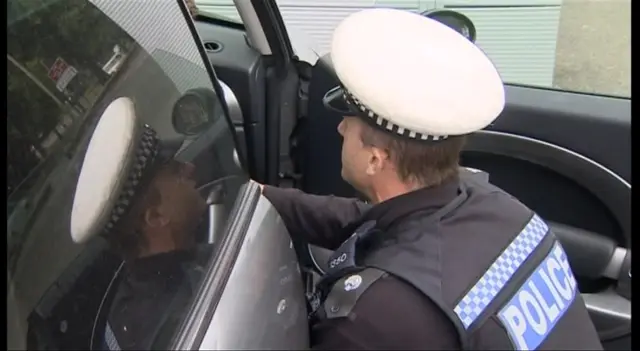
[323,86,358,115]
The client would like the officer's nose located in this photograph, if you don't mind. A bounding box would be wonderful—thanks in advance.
[181,162,196,180]
[337,119,345,136]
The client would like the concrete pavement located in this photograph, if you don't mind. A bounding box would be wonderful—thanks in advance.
[553,0,631,97]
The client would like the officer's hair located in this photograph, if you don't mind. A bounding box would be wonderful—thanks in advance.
[106,184,162,259]
[359,123,466,187]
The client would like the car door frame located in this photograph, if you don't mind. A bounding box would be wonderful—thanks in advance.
[232,0,306,187]
[166,1,267,348]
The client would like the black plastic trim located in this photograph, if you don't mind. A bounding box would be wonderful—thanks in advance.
[251,0,295,69]
[194,11,245,31]
[492,85,630,183]
[465,130,630,247]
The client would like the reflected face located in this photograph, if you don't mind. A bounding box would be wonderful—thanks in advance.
[150,159,207,246]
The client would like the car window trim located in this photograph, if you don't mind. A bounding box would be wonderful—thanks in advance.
[195,9,245,30]
[504,83,631,100]
[170,181,261,350]
[251,0,295,69]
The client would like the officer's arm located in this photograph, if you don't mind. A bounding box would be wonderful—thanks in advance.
[261,185,370,250]
[311,276,460,350]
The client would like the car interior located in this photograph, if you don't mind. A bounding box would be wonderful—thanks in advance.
[191,3,630,349]
[25,238,122,350]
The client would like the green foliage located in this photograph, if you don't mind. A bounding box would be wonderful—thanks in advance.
[7,0,135,194]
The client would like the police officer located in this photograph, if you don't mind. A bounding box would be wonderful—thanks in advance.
[70,97,209,350]
[260,8,603,350]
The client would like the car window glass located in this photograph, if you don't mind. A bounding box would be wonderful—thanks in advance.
[7,0,247,350]
[192,0,243,24]
[210,0,629,98]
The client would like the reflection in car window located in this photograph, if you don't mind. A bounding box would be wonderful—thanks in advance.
[7,0,247,350]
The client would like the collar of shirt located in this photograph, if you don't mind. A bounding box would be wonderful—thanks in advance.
[341,175,461,249]
[365,175,460,229]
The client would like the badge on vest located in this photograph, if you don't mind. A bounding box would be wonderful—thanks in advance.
[344,274,363,291]
[498,242,577,350]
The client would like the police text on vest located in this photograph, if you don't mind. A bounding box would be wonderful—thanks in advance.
[498,242,577,350]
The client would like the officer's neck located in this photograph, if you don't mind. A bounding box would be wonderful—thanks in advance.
[367,177,423,204]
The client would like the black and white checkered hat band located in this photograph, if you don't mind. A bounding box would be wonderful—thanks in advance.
[103,125,160,234]
[343,89,449,141]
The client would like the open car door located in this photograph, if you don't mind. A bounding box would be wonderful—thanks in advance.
[235,1,631,349]
[7,0,308,350]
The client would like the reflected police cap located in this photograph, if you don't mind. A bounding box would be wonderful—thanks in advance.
[70,97,179,244]
[323,8,505,141]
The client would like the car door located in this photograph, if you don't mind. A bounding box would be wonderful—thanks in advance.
[7,0,307,350]
[232,0,631,350]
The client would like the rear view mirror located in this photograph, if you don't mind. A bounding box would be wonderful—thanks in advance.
[422,9,477,43]
[171,88,221,135]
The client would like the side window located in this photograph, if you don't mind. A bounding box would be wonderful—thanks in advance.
[256,0,629,98]
[438,0,630,98]
[7,0,246,350]
[193,0,243,22]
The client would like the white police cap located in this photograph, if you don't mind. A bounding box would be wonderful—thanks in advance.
[323,8,505,141]
[70,97,177,244]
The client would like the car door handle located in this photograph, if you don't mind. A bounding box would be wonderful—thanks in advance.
[548,222,623,280]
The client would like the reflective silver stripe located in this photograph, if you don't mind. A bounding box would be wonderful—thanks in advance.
[91,262,125,350]
[104,323,121,351]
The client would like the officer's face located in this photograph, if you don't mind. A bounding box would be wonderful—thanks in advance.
[337,116,375,191]
[151,160,207,244]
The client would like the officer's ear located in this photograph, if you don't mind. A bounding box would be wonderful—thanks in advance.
[366,146,389,176]
[141,185,170,229]
[142,177,169,228]
[143,205,170,229]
